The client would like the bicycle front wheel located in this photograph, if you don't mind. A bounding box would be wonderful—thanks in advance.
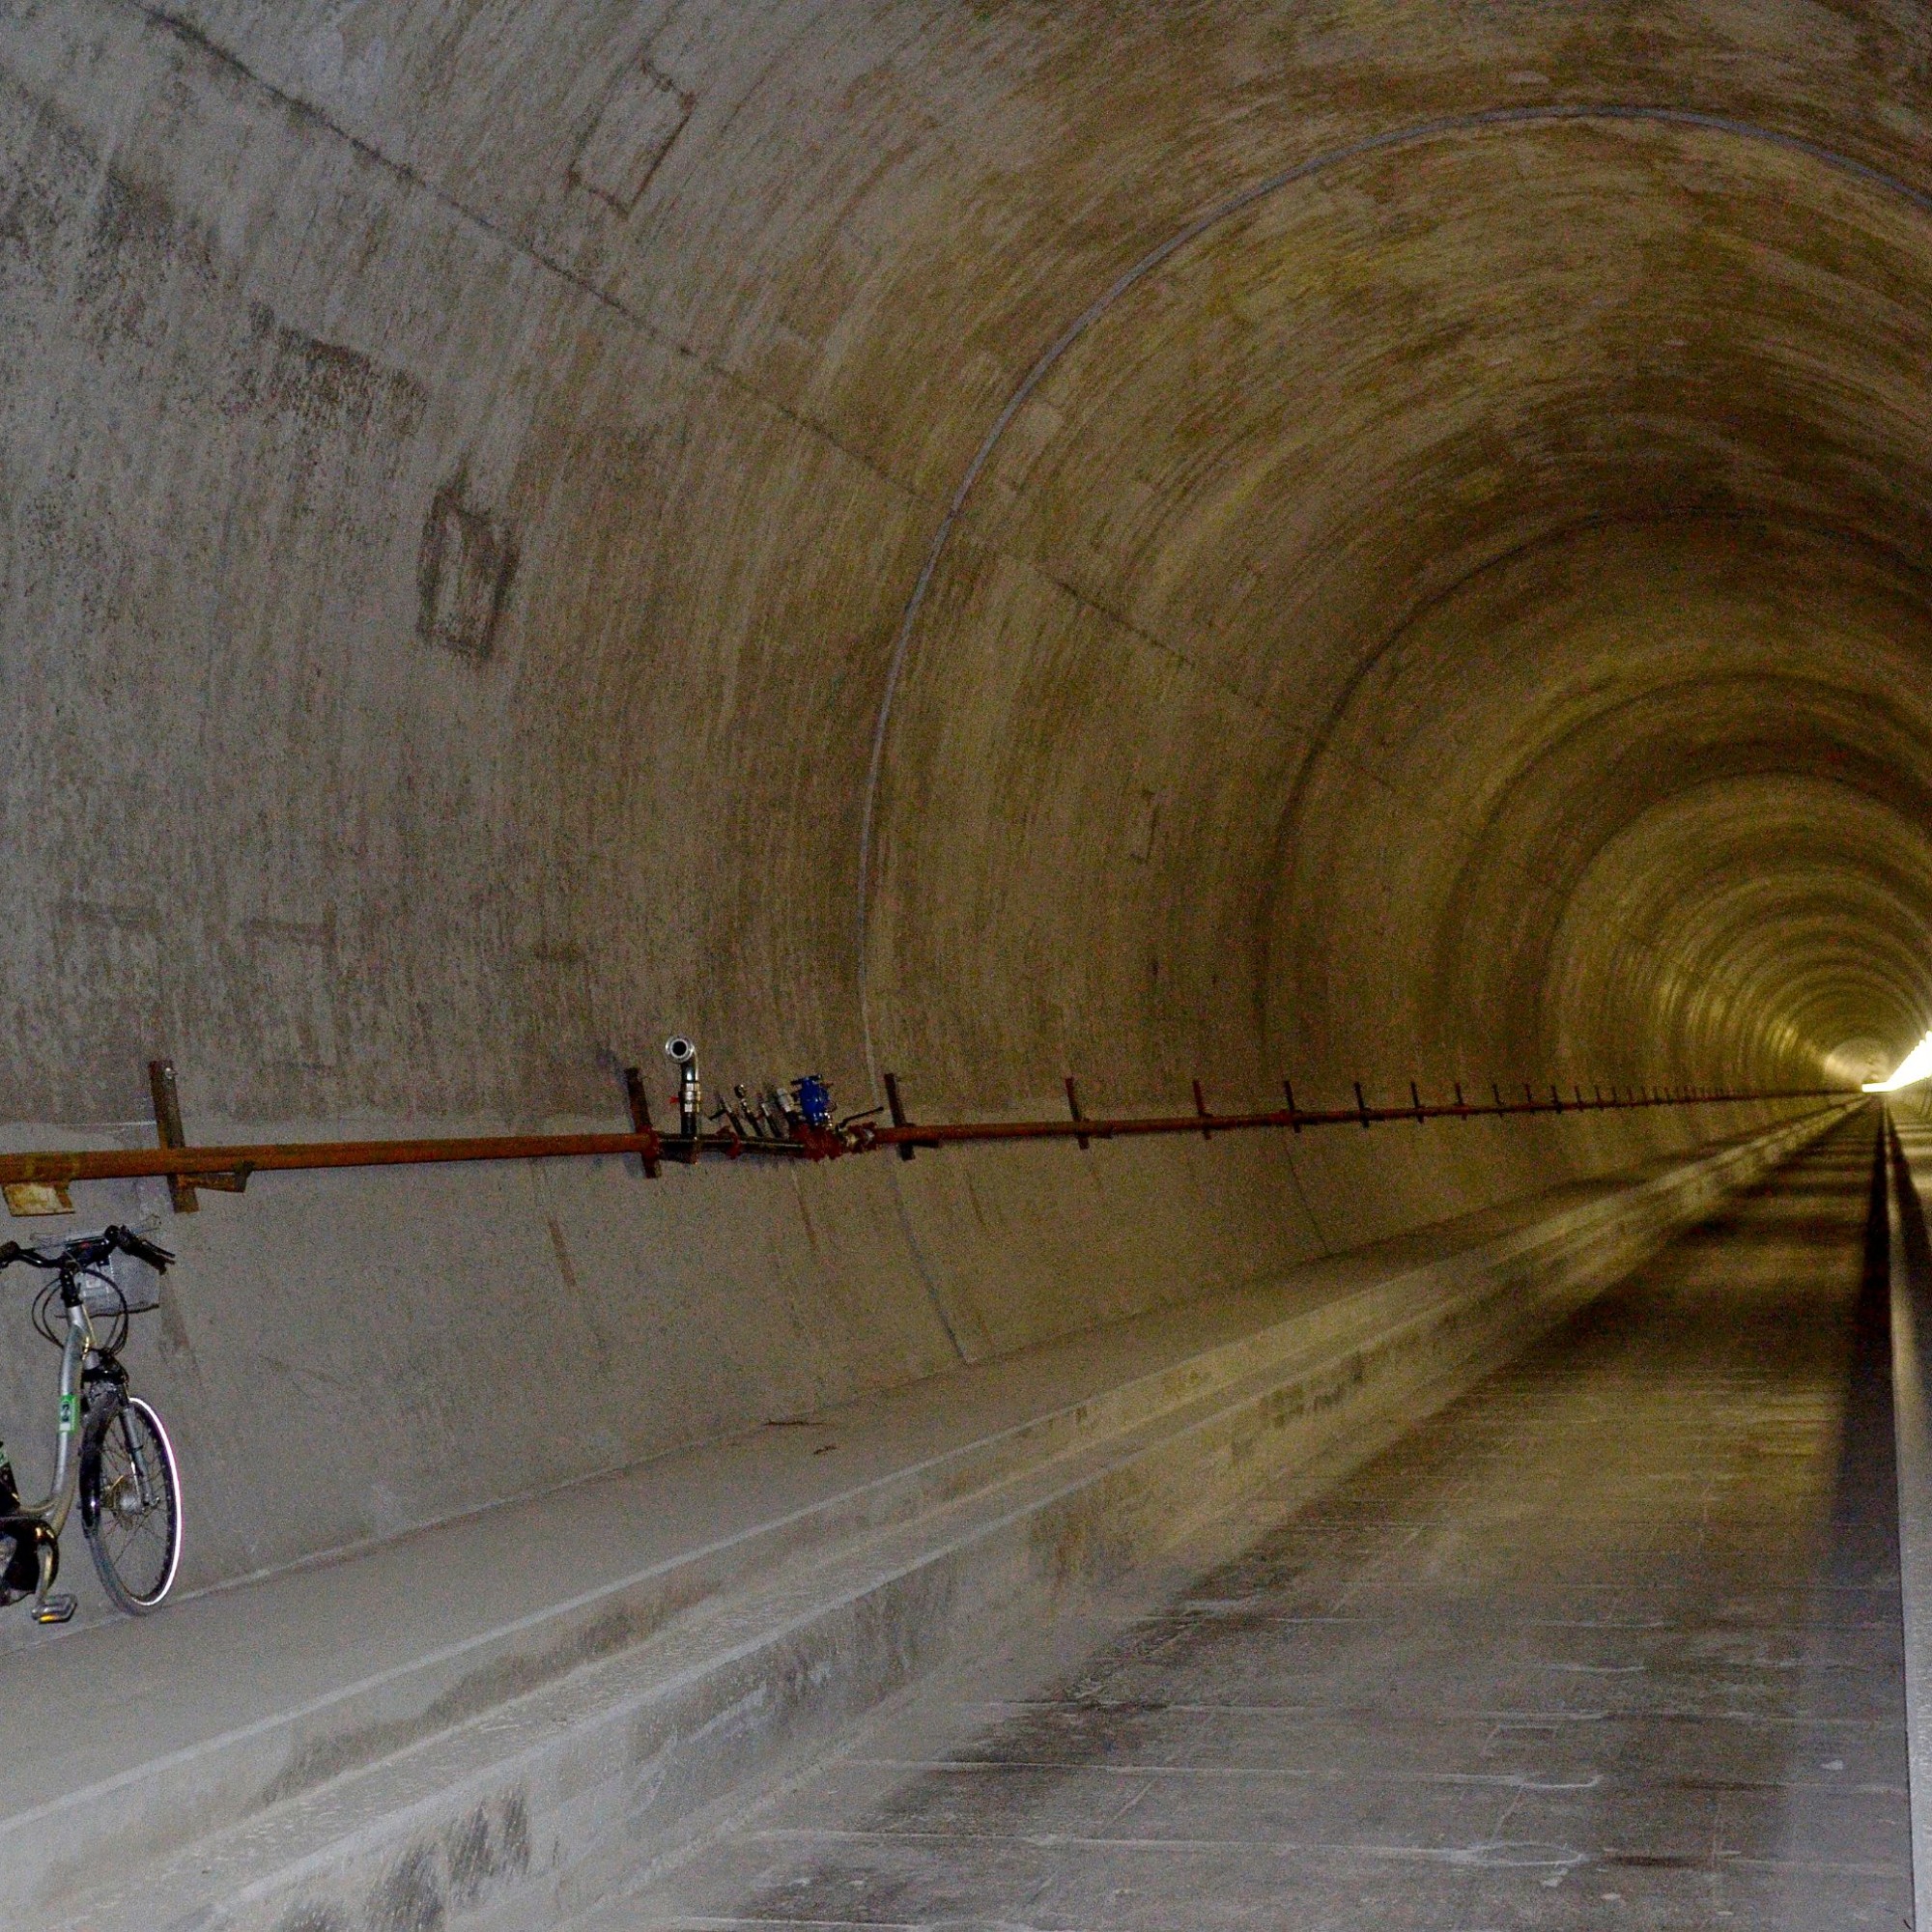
[81,1396,182,1613]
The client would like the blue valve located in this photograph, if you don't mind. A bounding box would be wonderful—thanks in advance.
[792,1074,833,1129]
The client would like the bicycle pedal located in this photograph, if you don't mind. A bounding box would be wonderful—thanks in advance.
[33,1593,75,1625]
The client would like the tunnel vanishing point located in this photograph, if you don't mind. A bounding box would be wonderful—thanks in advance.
[7,5,1932,1929]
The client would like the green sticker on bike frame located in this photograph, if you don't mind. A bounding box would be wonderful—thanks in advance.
[58,1393,75,1435]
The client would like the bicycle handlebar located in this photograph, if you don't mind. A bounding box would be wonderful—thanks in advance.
[0,1226,173,1274]
[110,1227,174,1270]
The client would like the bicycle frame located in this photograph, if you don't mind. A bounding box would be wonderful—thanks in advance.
[13,1293,99,1536]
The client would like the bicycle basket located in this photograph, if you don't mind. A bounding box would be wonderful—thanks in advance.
[77,1248,160,1319]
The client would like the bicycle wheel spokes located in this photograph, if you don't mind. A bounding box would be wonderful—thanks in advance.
[84,1397,181,1613]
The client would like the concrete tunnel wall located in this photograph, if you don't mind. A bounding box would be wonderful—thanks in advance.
[0,3,1928,1595]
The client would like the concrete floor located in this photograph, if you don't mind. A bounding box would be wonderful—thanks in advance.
[1,1117,1836,1932]
[618,1112,1910,1929]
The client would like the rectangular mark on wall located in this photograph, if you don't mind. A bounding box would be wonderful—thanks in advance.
[417,469,518,660]
[572,63,691,212]
[245,911,340,1070]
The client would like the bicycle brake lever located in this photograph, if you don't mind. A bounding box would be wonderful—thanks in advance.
[106,1225,174,1269]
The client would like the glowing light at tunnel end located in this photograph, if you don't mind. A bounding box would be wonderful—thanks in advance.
[1864,1032,1932,1092]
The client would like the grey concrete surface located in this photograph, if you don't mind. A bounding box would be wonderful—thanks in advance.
[4,4,1932,1927]
[0,1,1924,1607]
[613,1112,1908,1929]
[0,1111,1833,1931]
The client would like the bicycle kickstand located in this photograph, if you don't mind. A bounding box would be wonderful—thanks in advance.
[32,1539,73,1625]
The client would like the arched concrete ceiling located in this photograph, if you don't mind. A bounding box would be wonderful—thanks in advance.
[3,5,1929,1139]
[867,114,1932,1108]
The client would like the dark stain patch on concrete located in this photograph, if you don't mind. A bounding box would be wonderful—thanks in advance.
[75,167,192,348]
[444,1792,533,1908]
[745,1859,928,1929]
[369,1842,444,1932]
[0,154,65,276]
[286,1793,532,1932]
[230,300,427,437]
[260,1586,706,1807]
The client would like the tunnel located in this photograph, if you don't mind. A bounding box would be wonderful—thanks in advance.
[6,4,1932,1926]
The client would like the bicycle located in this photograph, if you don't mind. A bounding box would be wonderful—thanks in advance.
[0,1225,183,1625]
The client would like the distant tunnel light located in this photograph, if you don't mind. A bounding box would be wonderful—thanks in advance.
[1865,1032,1932,1092]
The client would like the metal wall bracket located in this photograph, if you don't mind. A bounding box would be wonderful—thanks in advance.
[148,1059,198,1214]
[2,1181,71,1218]
[622,1065,662,1179]
[884,1072,916,1161]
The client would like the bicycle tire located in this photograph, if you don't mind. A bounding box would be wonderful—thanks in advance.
[80,1395,182,1613]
